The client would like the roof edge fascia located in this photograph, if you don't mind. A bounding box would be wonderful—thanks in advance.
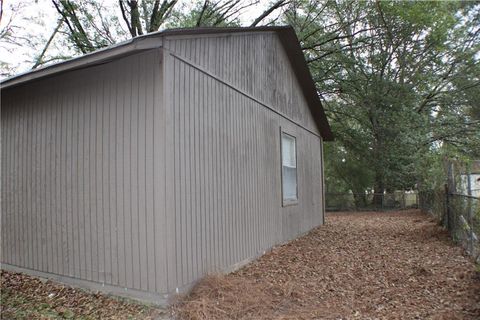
[1,36,163,89]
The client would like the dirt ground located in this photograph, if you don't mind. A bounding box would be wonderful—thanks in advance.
[174,210,480,319]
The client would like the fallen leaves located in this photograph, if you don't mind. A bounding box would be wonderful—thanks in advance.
[173,210,480,320]
[0,270,166,319]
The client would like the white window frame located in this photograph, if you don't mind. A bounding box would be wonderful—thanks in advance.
[280,129,298,206]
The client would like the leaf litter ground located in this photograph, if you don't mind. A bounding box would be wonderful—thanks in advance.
[1,210,479,319]
[173,210,480,319]
[0,271,168,319]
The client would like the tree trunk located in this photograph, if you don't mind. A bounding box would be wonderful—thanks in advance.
[353,193,367,210]
[373,173,385,208]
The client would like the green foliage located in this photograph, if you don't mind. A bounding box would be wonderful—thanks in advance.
[284,0,480,194]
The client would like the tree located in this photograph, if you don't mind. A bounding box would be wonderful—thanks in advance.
[0,0,70,77]
[49,0,289,55]
[283,1,480,200]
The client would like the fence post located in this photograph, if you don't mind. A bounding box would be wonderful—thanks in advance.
[467,165,473,254]
[445,184,450,231]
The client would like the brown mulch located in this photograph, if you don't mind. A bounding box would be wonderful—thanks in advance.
[173,210,480,320]
[0,270,167,319]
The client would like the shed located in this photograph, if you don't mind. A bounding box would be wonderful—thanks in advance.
[0,26,333,304]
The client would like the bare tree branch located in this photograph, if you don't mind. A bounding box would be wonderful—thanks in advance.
[127,0,143,36]
[149,0,178,32]
[32,17,64,69]
[250,0,289,27]
[119,0,133,36]
[196,0,210,26]
[52,0,95,53]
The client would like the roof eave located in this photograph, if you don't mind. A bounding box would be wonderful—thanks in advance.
[0,36,163,90]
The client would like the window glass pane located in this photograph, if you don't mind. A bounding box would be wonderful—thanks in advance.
[281,132,297,201]
[281,134,296,168]
[283,166,297,200]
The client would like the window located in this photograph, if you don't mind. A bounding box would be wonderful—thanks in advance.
[281,131,297,205]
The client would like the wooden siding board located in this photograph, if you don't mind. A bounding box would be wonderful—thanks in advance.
[158,48,168,292]
[2,100,9,263]
[187,62,195,283]
[73,76,81,275]
[25,90,33,270]
[9,98,15,264]
[192,58,199,282]
[86,75,95,281]
[66,75,75,277]
[23,89,34,269]
[31,88,39,271]
[198,60,206,275]
[44,88,52,273]
[19,93,26,267]
[219,70,227,270]
[96,73,105,283]
[72,77,81,278]
[116,59,126,287]
[247,93,254,257]
[207,76,215,270]
[219,81,227,269]
[205,73,212,271]
[102,65,111,284]
[179,57,188,286]
[21,92,28,269]
[9,100,14,264]
[9,97,14,265]
[62,81,70,275]
[173,55,181,289]
[79,78,88,280]
[144,51,154,292]
[165,51,178,291]
[3,99,9,263]
[124,60,133,289]
[237,90,244,262]
[130,54,140,290]
[34,88,42,270]
[1,101,5,262]
[138,54,147,291]
[109,63,119,286]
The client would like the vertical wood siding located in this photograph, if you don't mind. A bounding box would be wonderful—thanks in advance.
[1,31,324,298]
[1,50,168,294]
[163,32,324,290]
[164,32,319,136]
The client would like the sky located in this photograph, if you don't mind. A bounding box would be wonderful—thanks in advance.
[0,0,274,79]
[1,0,59,76]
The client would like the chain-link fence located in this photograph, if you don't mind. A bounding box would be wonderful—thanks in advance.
[419,188,480,263]
[326,192,418,211]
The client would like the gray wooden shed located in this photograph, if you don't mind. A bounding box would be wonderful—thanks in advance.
[0,26,333,304]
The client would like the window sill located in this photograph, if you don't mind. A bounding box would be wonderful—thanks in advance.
[282,199,299,207]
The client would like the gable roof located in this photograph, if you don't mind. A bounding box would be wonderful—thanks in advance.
[0,26,333,141]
